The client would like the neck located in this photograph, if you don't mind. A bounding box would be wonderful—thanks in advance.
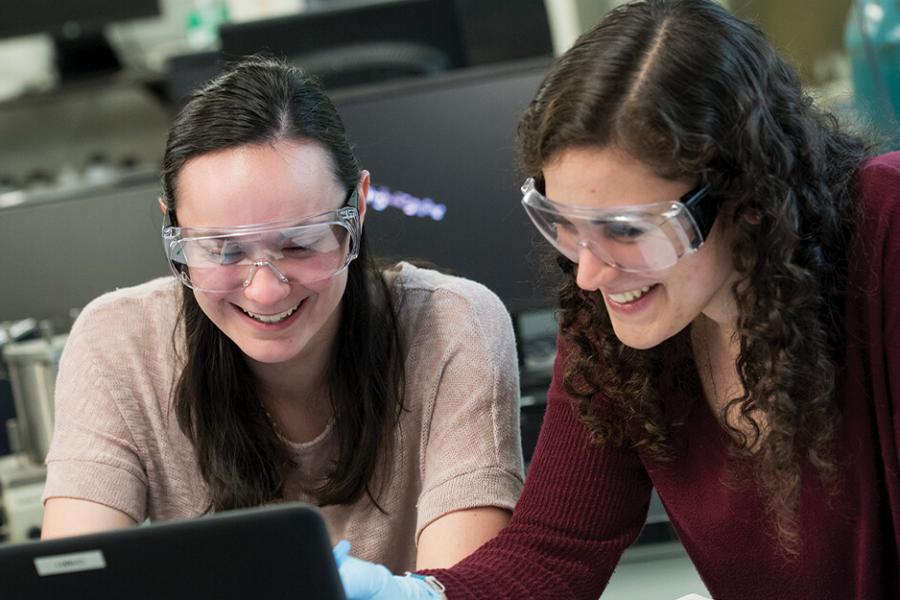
[692,313,742,409]
[696,313,740,357]
[253,358,329,405]
[247,302,341,409]
[248,345,335,444]
[692,313,770,450]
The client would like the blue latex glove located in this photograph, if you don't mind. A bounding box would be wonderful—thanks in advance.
[332,540,444,600]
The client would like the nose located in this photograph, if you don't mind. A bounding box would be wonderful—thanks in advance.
[575,246,620,291]
[242,261,292,305]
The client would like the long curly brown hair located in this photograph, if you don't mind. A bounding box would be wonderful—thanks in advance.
[518,0,870,553]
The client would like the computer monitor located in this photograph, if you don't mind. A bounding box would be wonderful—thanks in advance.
[0,59,557,321]
[0,175,167,324]
[0,0,161,81]
[331,57,558,314]
[171,0,552,105]
[219,0,464,90]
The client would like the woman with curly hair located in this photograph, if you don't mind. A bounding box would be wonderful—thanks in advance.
[335,0,900,598]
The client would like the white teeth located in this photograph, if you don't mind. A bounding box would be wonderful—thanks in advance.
[608,286,653,304]
[241,302,301,323]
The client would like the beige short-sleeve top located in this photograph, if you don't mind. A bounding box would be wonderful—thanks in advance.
[43,262,524,572]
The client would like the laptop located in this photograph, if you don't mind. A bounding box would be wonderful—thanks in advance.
[0,502,346,600]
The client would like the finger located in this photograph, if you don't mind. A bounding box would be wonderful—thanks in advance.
[340,556,392,599]
[332,539,352,567]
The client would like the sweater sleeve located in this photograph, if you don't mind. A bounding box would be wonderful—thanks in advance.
[876,160,900,469]
[881,176,900,463]
[857,152,900,552]
[424,337,652,599]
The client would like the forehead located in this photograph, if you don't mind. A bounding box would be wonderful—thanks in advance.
[542,146,692,209]
[175,139,346,228]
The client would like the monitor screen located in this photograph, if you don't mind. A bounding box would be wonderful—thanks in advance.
[0,0,160,38]
[220,0,465,89]
[332,57,557,314]
[0,60,558,323]
[0,0,161,81]
[0,175,167,324]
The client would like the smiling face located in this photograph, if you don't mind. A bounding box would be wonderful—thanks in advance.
[543,146,739,349]
[174,139,367,368]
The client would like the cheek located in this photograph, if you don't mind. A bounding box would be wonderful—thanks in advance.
[703,217,735,267]
[698,225,737,292]
[306,274,348,311]
[193,291,225,321]
[664,234,735,313]
[650,252,711,315]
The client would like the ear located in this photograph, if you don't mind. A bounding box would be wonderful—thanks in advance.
[158,197,168,215]
[356,170,370,225]
[742,208,762,225]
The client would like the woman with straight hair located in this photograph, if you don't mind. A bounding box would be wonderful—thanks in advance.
[40,57,525,572]
[335,0,900,597]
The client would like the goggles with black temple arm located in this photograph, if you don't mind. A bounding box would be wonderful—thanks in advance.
[520,177,718,272]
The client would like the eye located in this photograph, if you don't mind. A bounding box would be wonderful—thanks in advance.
[553,220,578,241]
[283,226,344,254]
[281,235,322,256]
[200,240,245,265]
[556,220,577,233]
[283,245,314,255]
[600,220,650,240]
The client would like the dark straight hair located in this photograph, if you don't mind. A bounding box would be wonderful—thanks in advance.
[161,57,405,511]
[518,0,869,553]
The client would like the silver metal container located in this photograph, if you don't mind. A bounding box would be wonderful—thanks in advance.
[2,334,67,464]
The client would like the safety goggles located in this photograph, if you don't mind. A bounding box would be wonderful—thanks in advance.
[520,178,718,272]
[162,189,361,292]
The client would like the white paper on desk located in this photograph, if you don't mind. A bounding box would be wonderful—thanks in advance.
[674,595,712,600]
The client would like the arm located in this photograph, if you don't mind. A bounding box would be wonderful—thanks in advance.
[860,154,900,551]
[876,158,900,468]
[889,211,900,540]
[413,282,524,569]
[422,337,653,600]
[416,507,510,570]
[884,192,900,548]
[41,298,150,538]
[42,498,136,539]
[335,338,652,600]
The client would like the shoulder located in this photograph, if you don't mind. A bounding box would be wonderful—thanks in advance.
[79,277,181,313]
[54,277,183,430]
[385,262,517,373]
[387,261,511,328]
[858,150,900,180]
[847,153,900,313]
[73,277,181,338]
[855,151,900,222]
[849,152,900,271]
[64,277,182,370]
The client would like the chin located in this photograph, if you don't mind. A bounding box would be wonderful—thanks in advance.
[229,336,302,363]
[610,325,664,351]
[618,339,661,351]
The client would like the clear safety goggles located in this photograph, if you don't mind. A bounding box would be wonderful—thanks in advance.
[162,189,361,293]
[520,178,718,272]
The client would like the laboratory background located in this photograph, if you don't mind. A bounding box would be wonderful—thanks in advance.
[0,0,897,598]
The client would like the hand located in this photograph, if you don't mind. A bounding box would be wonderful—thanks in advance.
[333,540,444,600]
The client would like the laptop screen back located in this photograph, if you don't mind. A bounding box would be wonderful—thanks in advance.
[0,503,345,600]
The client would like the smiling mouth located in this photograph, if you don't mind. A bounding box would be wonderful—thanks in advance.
[607,285,656,304]
[240,301,302,324]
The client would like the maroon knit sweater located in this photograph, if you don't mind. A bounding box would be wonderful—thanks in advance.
[426,152,900,599]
